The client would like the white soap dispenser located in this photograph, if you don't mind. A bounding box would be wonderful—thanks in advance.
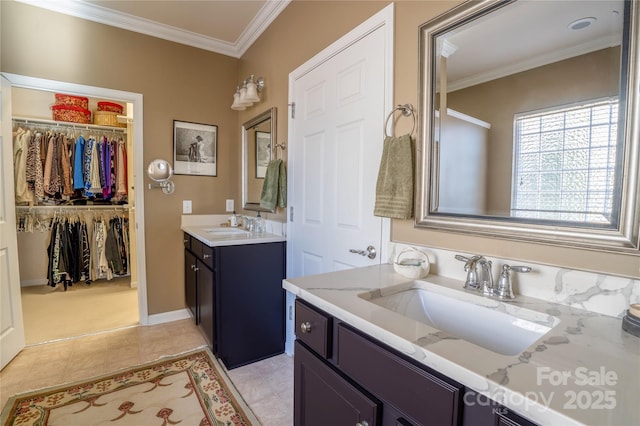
[229,211,238,227]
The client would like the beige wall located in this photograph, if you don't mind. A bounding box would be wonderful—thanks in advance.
[3,0,638,318]
[242,0,638,279]
[2,1,239,314]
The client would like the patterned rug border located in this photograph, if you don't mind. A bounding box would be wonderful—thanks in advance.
[0,346,261,425]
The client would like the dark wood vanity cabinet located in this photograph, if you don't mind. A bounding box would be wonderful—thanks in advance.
[183,233,285,369]
[294,298,539,426]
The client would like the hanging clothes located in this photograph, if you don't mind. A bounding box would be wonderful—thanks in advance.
[20,208,129,291]
[14,128,34,205]
[73,135,86,191]
[26,131,45,201]
[113,138,128,203]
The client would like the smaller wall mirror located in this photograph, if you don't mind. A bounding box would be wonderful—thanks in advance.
[242,107,277,212]
[147,159,175,194]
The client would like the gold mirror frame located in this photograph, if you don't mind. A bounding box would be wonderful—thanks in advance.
[416,0,640,253]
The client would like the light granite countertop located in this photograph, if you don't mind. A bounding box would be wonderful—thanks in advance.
[283,264,640,426]
[182,225,286,247]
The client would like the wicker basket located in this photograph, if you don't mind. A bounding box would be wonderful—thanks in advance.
[93,110,123,127]
[51,104,91,124]
[54,93,89,110]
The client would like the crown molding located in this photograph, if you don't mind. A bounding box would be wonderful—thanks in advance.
[15,0,290,58]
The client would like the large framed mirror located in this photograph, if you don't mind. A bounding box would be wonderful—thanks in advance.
[242,107,277,212]
[416,0,640,253]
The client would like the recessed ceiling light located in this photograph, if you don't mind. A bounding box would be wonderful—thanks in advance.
[568,17,597,30]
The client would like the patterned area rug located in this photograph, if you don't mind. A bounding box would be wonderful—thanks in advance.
[0,348,260,425]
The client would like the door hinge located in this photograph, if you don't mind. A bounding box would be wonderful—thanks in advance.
[289,102,295,119]
[289,206,294,222]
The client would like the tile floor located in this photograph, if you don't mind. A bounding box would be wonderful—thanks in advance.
[0,319,294,425]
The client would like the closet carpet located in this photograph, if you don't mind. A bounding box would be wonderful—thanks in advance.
[21,277,138,345]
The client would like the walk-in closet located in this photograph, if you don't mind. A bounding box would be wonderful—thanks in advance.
[11,87,139,345]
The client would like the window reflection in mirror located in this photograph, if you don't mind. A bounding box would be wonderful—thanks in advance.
[417,0,640,252]
[242,108,277,212]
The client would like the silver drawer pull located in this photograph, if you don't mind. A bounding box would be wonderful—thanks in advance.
[193,267,199,271]
[203,253,211,259]
[300,321,312,333]
[356,422,369,426]
[183,239,188,243]
[190,264,196,270]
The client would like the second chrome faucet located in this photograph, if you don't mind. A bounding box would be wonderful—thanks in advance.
[455,254,531,300]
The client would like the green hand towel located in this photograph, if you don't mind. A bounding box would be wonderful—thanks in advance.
[260,159,287,210]
[374,134,414,219]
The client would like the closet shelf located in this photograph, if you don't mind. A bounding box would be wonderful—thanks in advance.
[13,116,127,134]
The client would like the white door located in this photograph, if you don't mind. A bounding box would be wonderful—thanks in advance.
[288,5,393,278]
[0,75,25,369]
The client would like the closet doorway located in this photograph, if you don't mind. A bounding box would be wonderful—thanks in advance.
[3,73,148,350]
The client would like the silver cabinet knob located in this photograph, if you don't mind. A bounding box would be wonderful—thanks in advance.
[203,253,211,259]
[183,239,188,243]
[193,266,199,272]
[356,422,369,426]
[300,321,312,333]
[190,264,196,270]
[349,245,377,259]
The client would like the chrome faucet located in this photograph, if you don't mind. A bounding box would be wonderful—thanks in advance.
[494,264,532,300]
[456,255,531,300]
[455,254,491,292]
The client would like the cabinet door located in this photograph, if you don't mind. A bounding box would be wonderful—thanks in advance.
[295,341,380,426]
[337,324,461,426]
[184,250,198,322]
[197,261,215,351]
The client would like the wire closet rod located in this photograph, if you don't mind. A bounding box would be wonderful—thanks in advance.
[16,204,130,210]
[13,116,127,134]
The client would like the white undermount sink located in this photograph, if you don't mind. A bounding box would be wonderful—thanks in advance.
[359,281,558,356]
[203,227,248,235]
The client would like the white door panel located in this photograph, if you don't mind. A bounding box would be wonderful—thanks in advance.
[289,7,393,278]
[0,75,25,370]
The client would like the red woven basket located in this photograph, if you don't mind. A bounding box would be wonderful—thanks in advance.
[54,93,89,110]
[97,101,124,114]
[52,104,91,124]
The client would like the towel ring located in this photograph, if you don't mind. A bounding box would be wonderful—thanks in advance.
[384,104,415,138]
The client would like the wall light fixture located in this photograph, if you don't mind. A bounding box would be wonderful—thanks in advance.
[231,75,264,110]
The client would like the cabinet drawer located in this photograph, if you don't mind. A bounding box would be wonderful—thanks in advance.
[188,237,215,268]
[201,245,215,269]
[337,324,462,426]
[294,341,379,426]
[295,299,332,359]
[183,232,191,250]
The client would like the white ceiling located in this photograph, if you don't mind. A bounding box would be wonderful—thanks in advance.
[16,0,291,58]
[442,0,625,91]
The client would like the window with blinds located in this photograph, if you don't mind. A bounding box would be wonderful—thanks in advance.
[511,98,619,223]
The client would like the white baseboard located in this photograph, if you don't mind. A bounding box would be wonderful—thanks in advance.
[147,309,191,325]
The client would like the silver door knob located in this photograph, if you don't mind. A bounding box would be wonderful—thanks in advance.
[349,245,377,259]
[300,322,312,333]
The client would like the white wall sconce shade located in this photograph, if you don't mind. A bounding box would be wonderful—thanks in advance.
[231,75,264,110]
